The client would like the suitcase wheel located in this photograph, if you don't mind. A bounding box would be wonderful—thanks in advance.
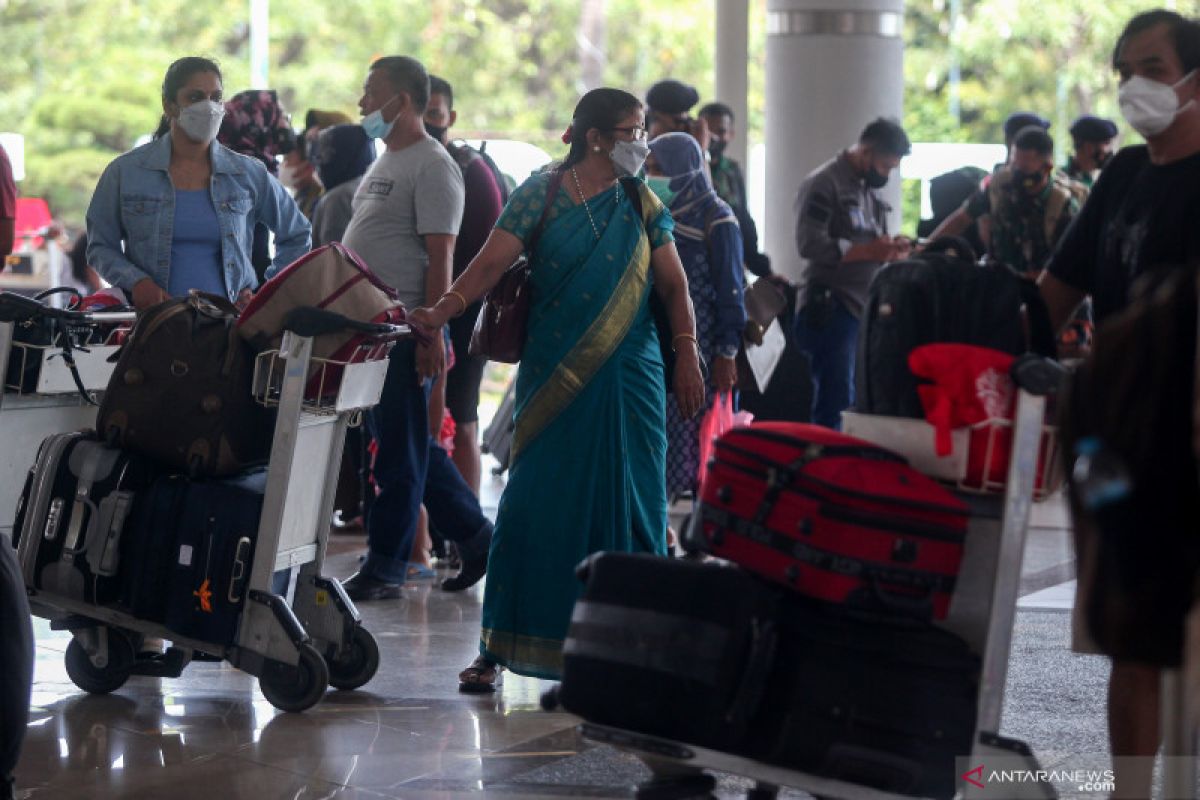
[327,625,380,691]
[64,629,135,695]
[259,642,329,712]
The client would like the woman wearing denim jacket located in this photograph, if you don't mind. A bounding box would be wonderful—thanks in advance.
[86,57,310,310]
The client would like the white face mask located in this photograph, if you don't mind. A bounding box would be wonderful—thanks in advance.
[610,139,650,177]
[1119,70,1197,137]
[177,99,225,144]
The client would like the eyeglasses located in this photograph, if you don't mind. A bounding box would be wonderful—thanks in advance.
[609,125,647,141]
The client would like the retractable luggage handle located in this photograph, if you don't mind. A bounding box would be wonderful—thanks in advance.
[976,355,1065,735]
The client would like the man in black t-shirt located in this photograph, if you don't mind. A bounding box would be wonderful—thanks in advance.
[1041,10,1200,798]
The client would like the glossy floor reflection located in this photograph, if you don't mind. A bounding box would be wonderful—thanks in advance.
[15,490,1106,800]
[16,547,651,800]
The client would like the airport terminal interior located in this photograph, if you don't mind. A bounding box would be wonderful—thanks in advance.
[13,483,1110,800]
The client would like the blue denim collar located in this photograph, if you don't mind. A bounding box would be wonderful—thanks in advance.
[138,134,244,175]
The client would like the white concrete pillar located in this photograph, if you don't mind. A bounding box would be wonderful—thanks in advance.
[250,0,270,87]
[765,0,905,281]
[715,0,750,169]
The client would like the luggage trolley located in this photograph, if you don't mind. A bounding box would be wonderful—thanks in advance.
[15,307,411,713]
[0,303,134,539]
[579,355,1066,800]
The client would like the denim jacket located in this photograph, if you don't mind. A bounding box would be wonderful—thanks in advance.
[86,135,311,299]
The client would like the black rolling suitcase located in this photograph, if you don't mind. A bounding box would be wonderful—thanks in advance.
[558,552,779,751]
[13,431,156,604]
[747,599,979,799]
[856,241,1056,418]
[157,471,266,645]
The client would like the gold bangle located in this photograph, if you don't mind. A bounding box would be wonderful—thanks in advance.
[671,333,699,352]
[442,290,469,317]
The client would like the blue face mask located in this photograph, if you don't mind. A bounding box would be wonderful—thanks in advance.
[646,176,676,206]
[362,95,400,140]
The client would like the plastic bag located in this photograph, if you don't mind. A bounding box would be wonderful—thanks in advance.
[697,392,735,488]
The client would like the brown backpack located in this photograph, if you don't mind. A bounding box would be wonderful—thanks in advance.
[97,292,273,477]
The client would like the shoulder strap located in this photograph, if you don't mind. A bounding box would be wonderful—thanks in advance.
[527,170,566,253]
[619,176,650,234]
[1043,185,1071,245]
[447,142,476,173]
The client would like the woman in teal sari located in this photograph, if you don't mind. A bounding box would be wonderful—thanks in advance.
[409,88,705,686]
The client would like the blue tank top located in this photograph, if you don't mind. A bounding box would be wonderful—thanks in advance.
[167,190,225,298]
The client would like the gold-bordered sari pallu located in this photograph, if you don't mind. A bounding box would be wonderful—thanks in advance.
[479,176,671,679]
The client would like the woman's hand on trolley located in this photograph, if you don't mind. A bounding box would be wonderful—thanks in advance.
[131,278,170,311]
[408,306,447,333]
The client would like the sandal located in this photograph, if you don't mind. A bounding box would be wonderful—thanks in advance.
[458,656,501,693]
[406,564,436,581]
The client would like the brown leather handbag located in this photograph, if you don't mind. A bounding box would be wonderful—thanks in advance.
[470,170,565,363]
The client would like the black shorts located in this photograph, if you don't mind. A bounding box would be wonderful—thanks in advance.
[446,309,487,424]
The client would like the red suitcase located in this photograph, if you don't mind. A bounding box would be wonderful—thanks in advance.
[697,422,970,620]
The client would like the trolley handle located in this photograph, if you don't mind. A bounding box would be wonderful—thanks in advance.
[1010,353,1067,397]
[0,292,135,326]
[281,306,424,344]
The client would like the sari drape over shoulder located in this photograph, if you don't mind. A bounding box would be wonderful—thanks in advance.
[479,172,674,678]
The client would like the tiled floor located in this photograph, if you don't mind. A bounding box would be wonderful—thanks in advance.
[13,485,1112,800]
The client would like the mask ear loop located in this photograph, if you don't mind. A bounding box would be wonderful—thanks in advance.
[1175,70,1199,115]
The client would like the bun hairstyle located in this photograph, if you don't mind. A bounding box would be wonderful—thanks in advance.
[153,56,223,139]
[560,88,642,170]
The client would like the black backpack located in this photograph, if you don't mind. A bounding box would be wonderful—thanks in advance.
[856,237,1056,418]
[449,141,511,205]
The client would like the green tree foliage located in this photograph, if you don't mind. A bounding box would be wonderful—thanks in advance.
[2,0,1197,231]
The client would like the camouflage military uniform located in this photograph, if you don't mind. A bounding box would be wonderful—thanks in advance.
[986,168,1082,276]
[1062,156,1098,190]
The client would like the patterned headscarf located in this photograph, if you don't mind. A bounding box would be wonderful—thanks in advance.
[217,89,296,175]
[647,132,731,237]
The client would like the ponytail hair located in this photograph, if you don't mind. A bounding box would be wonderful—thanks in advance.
[154,56,223,139]
[559,88,642,170]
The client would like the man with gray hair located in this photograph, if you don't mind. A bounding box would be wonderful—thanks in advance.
[340,55,493,601]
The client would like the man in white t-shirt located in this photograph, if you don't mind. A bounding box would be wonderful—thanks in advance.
[341,55,492,601]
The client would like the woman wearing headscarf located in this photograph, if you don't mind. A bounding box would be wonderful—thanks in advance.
[216,88,300,281]
[646,132,746,499]
[310,124,376,247]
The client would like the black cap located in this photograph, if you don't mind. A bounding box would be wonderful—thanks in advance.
[646,79,700,115]
[1069,115,1119,142]
[1003,112,1051,141]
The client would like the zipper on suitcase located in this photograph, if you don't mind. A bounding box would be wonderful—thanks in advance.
[818,503,966,543]
[712,445,969,521]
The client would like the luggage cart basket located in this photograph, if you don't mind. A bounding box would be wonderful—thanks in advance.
[21,307,417,713]
[580,355,1067,800]
[0,303,137,540]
